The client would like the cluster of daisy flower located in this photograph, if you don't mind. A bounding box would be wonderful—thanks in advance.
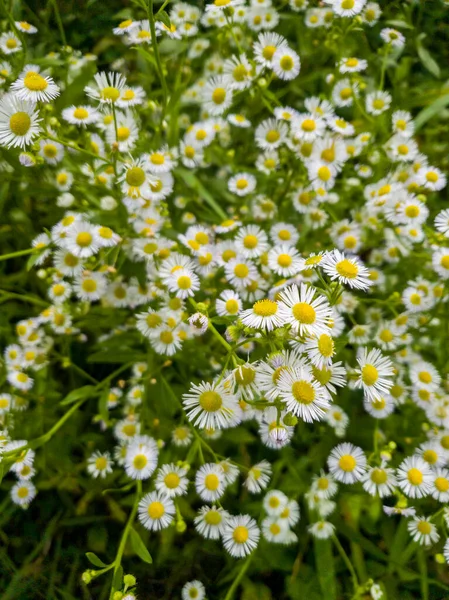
[2,0,449,598]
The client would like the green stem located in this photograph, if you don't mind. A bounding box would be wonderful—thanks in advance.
[50,0,67,46]
[188,298,236,356]
[0,289,47,307]
[110,480,142,599]
[0,248,37,262]
[147,0,168,119]
[223,553,255,600]
[332,535,359,594]
[418,549,429,600]
[46,134,109,163]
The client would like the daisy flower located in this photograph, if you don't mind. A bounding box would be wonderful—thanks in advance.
[155,463,189,497]
[124,437,159,480]
[253,32,289,67]
[195,463,226,502]
[321,250,372,291]
[183,380,241,430]
[278,283,333,337]
[138,491,175,531]
[194,505,229,539]
[0,32,22,54]
[166,268,200,299]
[11,69,60,102]
[241,299,283,331]
[85,71,126,105]
[268,245,305,277]
[408,517,439,546]
[0,95,41,149]
[277,366,330,422]
[380,27,405,48]
[327,443,367,484]
[222,514,260,557]
[255,118,288,150]
[272,47,300,80]
[354,348,394,402]
[308,521,335,539]
[87,451,113,478]
[15,21,38,34]
[182,581,206,600]
[216,290,242,317]
[202,76,233,115]
[362,464,397,497]
[11,480,37,508]
[332,0,366,17]
[396,456,433,499]
[228,172,257,197]
[244,460,272,494]
[366,90,391,115]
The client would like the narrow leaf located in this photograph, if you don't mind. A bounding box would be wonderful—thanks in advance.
[129,527,153,564]
[60,385,97,405]
[85,552,108,568]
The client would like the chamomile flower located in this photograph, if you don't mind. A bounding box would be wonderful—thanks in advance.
[397,456,433,499]
[11,480,36,508]
[124,437,159,480]
[11,69,60,102]
[254,32,288,67]
[380,27,405,48]
[228,172,257,197]
[183,380,241,430]
[321,250,372,291]
[216,290,242,317]
[308,520,335,539]
[430,468,449,503]
[328,443,367,484]
[272,47,300,80]
[255,118,288,150]
[202,76,233,115]
[195,463,226,502]
[362,464,397,497]
[182,581,206,600]
[0,32,22,54]
[138,491,175,531]
[222,514,260,557]
[155,463,189,497]
[354,348,394,402]
[0,95,41,149]
[277,366,330,422]
[366,90,391,115]
[408,517,439,546]
[244,460,272,493]
[87,451,113,478]
[85,71,126,105]
[278,283,333,337]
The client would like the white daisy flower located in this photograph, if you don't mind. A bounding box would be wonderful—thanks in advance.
[124,437,159,480]
[241,298,284,331]
[138,491,175,531]
[222,514,260,557]
[11,480,37,508]
[87,451,113,478]
[195,463,226,502]
[11,69,60,102]
[272,47,300,80]
[0,95,41,149]
[408,517,439,546]
[182,581,206,600]
[354,347,394,402]
[183,380,241,430]
[396,456,433,499]
[244,460,272,494]
[85,71,126,105]
[328,443,367,484]
[321,250,372,291]
[194,505,229,539]
[277,366,330,422]
[278,283,333,337]
[155,463,189,497]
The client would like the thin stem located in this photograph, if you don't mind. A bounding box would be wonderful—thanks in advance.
[332,535,359,594]
[45,134,109,163]
[0,248,37,262]
[50,0,67,46]
[147,0,168,119]
[0,290,47,307]
[188,298,236,356]
[110,480,142,599]
[223,553,255,600]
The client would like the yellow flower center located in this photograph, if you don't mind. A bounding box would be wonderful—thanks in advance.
[17,487,29,499]
[164,473,180,488]
[95,457,108,470]
[235,366,255,386]
[423,449,438,464]
[292,302,316,324]
[361,364,378,386]
[336,259,358,279]
[301,119,316,132]
[435,477,449,492]
[212,88,226,104]
[126,167,146,187]
[225,299,239,314]
[292,380,315,404]
[43,144,58,158]
[317,166,331,181]
[417,521,432,535]
[10,112,31,136]
[148,501,165,519]
[133,454,148,470]
[233,526,249,543]
[76,232,93,247]
[82,279,97,292]
[317,334,334,357]
[205,510,222,525]
[199,391,222,412]
[6,38,17,49]
[407,468,423,485]
[252,299,278,317]
[24,72,49,92]
[74,107,89,120]
[262,45,276,60]
[277,254,292,267]
[371,468,387,484]
[280,55,294,71]
[234,264,249,278]
[101,86,120,102]
[117,126,130,141]
[160,331,174,344]
[266,130,280,143]
[204,473,220,490]
[339,455,356,472]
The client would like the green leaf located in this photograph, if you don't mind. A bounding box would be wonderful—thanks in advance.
[132,45,157,68]
[98,388,109,422]
[414,93,449,132]
[416,35,440,79]
[26,251,43,271]
[60,385,97,406]
[85,552,108,568]
[175,168,227,220]
[157,10,171,29]
[88,351,146,364]
[314,539,337,600]
[129,527,153,564]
